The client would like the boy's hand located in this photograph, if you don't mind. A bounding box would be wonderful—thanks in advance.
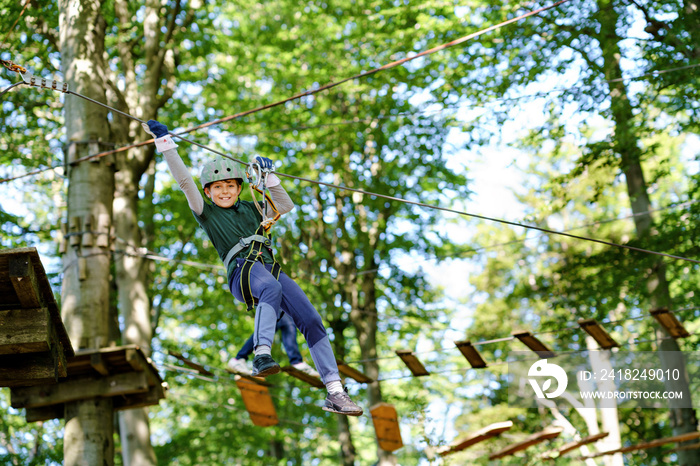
[142,120,177,153]
[255,156,274,171]
[142,120,170,138]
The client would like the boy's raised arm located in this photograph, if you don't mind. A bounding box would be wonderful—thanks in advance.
[143,120,204,215]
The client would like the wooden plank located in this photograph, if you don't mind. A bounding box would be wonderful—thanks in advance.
[9,253,42,309]
[235,376,278,427]
[0,308,51,355]
[25,405,64,423]
[650,308,690,338]
[588,431,700,458]
[0,248,74,358]
[578,319,619,349]
[370,403,403,452]
[68,346,163,385]
[454,340,488,368]
[438,421,513,456]
[550,432,609,457]
[489,426,564,460]
[113,382,166,411]
[124,347,145,371]
[0,351,59,387]
[512,331,556,358]
[337,359,374,383]
[168,350,214,377]
[281,365,324,388]
[395,350,430,377]
[90,352,110,376]
[224,367,272,387]
[11,371,149,409]
[25,382,167,422]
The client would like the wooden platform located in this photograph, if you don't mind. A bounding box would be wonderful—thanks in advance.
[10,345,166,422]
[0,247,74,387]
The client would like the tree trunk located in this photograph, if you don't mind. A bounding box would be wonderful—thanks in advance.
[110,0,172,461]
[114,160,157,466]
[113,162,157,466]
[597,2,699,463]
[586,337,623,466]
[59,0,115,464]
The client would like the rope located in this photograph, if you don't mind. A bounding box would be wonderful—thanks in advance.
[167,0,573,139]
[1,0,572,169]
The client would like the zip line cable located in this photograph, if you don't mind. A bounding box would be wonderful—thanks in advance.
[356,198,700,276]
[2,60,698,182]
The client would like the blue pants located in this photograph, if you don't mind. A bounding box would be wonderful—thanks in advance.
[229,258,341,384]
[235,313,302,365]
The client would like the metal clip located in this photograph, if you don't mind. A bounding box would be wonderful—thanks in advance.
[1,60,27,73]
[246,161,261,185]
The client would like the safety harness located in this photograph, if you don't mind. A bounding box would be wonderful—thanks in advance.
[223,161,282,311]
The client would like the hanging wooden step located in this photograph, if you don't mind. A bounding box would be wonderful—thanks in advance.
[168,350,215,377]
[546,432,609,458]
[489,426,564,460]
[281,365,324,388]
[370,403,403,452]
[437,421,513,456]
[235,376,279,427]
[0,247,74,387]
[650,308,690,338]
[586,431,700,459]
[512,331,555,358]
[578,319,619,349]
[10,345,166,423]
[336,359,374,383]
[395,349,429,377]
[454,340,488,368]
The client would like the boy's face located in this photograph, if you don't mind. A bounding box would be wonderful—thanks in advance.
[205,179,242,208]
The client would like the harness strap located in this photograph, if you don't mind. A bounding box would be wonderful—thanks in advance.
[237,225,283,311]
[222,234,269,270]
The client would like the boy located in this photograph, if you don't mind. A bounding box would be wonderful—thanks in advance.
[143,120,362,416]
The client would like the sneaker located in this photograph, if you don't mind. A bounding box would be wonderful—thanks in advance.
[227,358,251,375]
[293,361,320,378]
[252,354,280,377]
[323,389,363,416]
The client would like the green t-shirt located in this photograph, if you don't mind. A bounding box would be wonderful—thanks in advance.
[193,200,274,279]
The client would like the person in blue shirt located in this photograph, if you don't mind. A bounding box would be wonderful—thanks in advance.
[229,313,320,378]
